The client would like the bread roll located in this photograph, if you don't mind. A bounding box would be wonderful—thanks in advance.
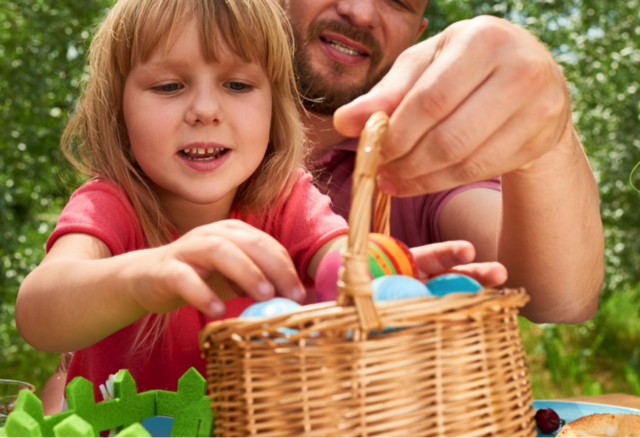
[556,413,640,437]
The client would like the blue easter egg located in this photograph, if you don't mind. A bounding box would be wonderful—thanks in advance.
[240,297,302,318]
[426,273,482,297]
[371,275,432,302]
[240,298,301,340]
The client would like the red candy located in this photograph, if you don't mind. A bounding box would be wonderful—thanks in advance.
[535,408,565,433]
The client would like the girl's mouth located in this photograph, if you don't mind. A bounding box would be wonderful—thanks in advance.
[178,147,227,161]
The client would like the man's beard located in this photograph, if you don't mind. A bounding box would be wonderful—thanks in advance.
[293,20,392,115]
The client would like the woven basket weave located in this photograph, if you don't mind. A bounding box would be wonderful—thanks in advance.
[199,112,536,437]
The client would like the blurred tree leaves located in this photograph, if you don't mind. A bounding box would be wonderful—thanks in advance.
[0,0,111,387]
[1,0,640,397]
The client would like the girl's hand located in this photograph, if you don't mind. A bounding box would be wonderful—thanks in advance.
[411,241,507,288]
[126,220,305,318]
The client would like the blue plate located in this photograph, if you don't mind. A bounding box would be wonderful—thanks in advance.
[141,416,173,437]
[533,400,640,437]
[140,401,640,437]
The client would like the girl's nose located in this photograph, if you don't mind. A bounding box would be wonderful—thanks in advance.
[185,89,222,126]
[336,0,380,29]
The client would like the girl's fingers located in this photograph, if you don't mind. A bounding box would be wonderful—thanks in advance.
[166,262,226,317]
[188,222,306,303]
[410,241,476,275]
[175,235,277,303]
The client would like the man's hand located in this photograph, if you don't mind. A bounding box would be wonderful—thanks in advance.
[411,240,507,288]
[334,15,571,196]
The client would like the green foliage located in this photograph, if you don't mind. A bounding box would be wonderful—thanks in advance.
[2,0,640,401]
[0,0,111,390]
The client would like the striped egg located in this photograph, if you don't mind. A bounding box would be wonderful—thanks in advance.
[366,233,419,279]
[316,233,419,302]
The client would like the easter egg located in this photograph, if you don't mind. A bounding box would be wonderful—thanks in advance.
[367,233,418,279]
[426,273,482,297]
[371,275,432,302]
[240,298,301,339]
[315,233,418,301]
[315,248,343,302]
[240,297,301,318]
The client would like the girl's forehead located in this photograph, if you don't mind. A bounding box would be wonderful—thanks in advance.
[140,16,262,69]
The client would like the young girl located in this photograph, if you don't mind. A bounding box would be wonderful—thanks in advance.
[16,0,350,402]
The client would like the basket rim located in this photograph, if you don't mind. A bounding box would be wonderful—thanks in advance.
[199,287,529,347]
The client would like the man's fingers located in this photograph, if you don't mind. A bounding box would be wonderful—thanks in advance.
[378,96,561,196]
[436,262,508,288]
[382,36,498,165]
[333,35,440,138]
[383,63,544,181]
[410,241,475,276]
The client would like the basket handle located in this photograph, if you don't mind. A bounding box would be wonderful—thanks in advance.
[335,111,390,331]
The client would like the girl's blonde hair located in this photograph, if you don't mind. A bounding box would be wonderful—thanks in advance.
[62,0,304,247]
[61,0,305,352]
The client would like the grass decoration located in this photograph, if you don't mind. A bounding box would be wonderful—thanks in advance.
[0,368,212,437]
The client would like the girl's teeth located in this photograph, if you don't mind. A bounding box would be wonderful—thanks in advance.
[180,147,226,161]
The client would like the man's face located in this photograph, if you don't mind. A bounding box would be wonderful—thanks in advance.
[282,0,428,115]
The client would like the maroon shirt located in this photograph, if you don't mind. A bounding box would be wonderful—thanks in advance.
[310,137,501,248]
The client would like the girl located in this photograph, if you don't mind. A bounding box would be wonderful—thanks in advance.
[16,0,350,401]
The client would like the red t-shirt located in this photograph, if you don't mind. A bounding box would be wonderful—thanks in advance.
[46,169,348,401]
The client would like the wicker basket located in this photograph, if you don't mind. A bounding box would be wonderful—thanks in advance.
[199,112,536,437]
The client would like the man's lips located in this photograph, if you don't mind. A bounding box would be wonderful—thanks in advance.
[319,31,371,57]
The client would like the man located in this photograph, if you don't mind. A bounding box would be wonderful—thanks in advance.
[280,0,604,324]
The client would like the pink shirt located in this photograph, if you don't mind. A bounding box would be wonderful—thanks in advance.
[311,138,501,248]
[46,169,348,400]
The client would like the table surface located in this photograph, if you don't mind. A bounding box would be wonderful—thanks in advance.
[557,394,640,410]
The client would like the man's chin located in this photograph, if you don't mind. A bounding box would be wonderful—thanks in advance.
[301,90,359,115]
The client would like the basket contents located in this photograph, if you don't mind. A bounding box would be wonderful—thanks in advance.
[371,275,430,301]
[315,233,418,302]
[556,413,640,437]
[0,368,211,437]
[427,273,483,296]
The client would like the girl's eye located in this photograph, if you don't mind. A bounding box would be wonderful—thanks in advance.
[225,82,252,92]
[153,83,182,93]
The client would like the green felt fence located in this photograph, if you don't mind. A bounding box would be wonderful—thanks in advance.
[0,368,212,437]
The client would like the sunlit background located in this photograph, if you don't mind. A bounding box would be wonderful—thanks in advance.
[1,0,640,399]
